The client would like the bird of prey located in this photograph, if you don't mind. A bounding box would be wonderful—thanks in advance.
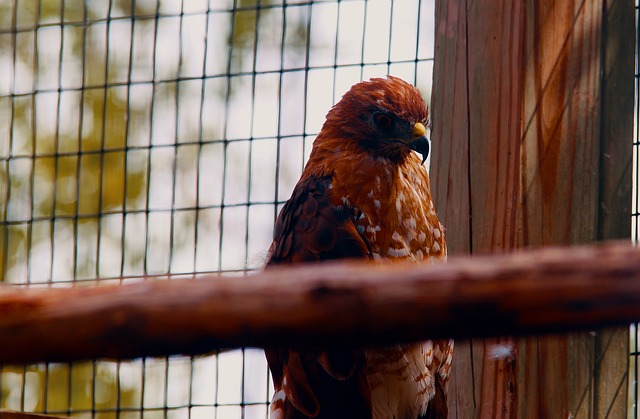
[265,76,453,419]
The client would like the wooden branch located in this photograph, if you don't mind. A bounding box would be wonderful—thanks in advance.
[1,241,639,364]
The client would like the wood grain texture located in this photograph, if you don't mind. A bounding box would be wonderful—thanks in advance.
[431,0,470,256]
[430,0,634,417]
[0,242,640,365]
[594,1,636,414]
[521,0,602,246]
[599,0,634,242]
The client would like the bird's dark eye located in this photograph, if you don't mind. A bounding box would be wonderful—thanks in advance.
[373,113,394,130]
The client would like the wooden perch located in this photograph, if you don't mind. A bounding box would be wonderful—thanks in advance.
[1,241,640,364]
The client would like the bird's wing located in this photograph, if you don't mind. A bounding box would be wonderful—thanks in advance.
[267,175,370,265]
[266,174,372,419]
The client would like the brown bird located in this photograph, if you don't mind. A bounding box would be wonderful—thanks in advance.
[265,76,453,419]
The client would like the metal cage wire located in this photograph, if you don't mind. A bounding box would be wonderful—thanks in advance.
[632,1,640,417]
[0,0,436,418]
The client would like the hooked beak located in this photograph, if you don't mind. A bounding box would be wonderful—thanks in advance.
[410,122,430,165]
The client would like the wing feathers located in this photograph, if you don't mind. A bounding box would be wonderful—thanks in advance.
[267,175,369,265]
[283,352,321,416]
[266,175,371,418]
[317,350,357,380]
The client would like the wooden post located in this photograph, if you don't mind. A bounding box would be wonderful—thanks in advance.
[430,0,634,417]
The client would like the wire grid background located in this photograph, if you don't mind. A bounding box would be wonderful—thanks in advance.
[0,0,436,418]
[633,2,640,417]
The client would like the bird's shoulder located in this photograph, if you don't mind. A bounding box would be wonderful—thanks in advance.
[267,174,370,266]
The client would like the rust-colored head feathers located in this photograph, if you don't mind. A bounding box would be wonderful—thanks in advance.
[315,76,430,164]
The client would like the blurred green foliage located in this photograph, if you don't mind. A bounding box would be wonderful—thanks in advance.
[0,0,308,416]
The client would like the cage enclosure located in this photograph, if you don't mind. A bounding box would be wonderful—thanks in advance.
[0,0,636,418]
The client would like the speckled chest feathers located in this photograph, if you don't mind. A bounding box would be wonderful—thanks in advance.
[326,153,446,263]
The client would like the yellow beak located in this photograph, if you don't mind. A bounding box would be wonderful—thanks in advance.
[413,122,427,138]
[410,122,429,165]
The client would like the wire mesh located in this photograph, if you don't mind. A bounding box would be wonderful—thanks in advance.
[633,1,640,417]
[0,0,436,418]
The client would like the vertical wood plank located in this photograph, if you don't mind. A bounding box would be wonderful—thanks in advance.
[594,0,635,415]
[431,0,470,257]
[598,0,634,243]
[520,0,602,247]
[430,0,634,417]
[518,1,604,417]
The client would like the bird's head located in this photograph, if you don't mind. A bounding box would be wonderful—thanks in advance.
[319,76,430,164]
